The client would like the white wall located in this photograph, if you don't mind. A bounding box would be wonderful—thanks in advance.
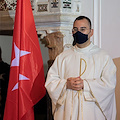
[81,0,94,22]
[39,38,49,75]
[101,0,120,59]
[93,0,120,59]
[0,35,12,64]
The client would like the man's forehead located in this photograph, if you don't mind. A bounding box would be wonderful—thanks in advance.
[73,19,90,27]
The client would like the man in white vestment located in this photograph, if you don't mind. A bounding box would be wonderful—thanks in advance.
[45,16,116,120]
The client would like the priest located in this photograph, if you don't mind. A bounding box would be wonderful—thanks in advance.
[45,16,116,120]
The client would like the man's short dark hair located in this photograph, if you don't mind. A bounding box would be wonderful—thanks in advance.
[74,16,92,29]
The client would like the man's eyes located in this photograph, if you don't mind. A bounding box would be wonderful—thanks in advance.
[80,28,86,31]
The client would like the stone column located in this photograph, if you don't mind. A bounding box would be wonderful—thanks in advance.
[39,31,64,120]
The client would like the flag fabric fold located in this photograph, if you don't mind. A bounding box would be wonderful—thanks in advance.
[3,0,46,119]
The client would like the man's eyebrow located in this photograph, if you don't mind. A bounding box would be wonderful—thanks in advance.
[80,27,87,28]
[73,27,87,29]
[73,27,87,28]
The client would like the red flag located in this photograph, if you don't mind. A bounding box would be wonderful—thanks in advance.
[3,0,46,119]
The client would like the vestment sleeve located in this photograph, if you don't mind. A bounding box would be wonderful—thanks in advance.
[45,56,67,106]
[83,56,116,119]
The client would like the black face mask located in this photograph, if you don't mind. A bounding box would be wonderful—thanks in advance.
[73,31,89,45]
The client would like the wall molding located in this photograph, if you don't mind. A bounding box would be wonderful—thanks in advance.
[93,0,101,48]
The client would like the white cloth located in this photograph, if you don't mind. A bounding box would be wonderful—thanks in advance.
[45,43,116,120]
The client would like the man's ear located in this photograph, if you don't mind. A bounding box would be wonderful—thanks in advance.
[90,29,94,37]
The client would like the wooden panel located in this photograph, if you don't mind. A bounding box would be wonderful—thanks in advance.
[113,57,120,120]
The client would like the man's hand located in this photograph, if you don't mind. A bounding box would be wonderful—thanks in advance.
[67,77,84,91]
